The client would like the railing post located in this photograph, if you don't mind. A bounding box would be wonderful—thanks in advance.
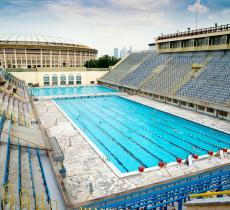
[178,199,183,210]
[217,176,223,198]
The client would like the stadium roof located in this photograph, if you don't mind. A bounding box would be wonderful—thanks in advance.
[0,33,91,48]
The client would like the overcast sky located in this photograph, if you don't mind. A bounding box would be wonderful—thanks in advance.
[0,0,229,55]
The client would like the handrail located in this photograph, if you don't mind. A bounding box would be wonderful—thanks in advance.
[101,174,230,209]
[36,149,51,203]
[0,110,6,139]
[156,24,230,41]
[3,113,12,186]
[83,167,230,209]
[18,141,21,203]
[190,190,230,198]
[28,146,37,209]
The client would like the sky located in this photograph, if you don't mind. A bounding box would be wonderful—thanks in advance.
[0,0,229,56]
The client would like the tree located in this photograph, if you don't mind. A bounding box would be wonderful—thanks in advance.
[85,55,121,68]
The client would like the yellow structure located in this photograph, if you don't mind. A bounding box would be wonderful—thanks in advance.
[185,191,230,210]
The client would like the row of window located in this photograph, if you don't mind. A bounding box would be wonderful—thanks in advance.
[159,35,229,49]
[43,74,81,86]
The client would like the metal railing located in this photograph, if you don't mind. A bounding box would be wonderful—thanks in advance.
[83,166,230,210]
[157,24,230,41]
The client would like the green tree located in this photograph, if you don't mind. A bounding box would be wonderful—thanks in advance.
[85,55,121,68]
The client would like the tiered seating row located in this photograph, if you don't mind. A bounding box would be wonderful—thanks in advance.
[0,117,51,209]
[120,53,169,87]
[0,92,33,127]
[101,51,230,105]
[0,68,24,89]
[177,53,230,104]
[101,51,151,84]
[143,55,206,94]
[84,166,230,210]
[0,68,37,126]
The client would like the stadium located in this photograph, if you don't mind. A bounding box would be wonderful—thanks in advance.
[0,33,107,86]
[0,23,230,210]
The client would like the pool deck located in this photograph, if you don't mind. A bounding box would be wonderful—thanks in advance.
[34,93,230,207]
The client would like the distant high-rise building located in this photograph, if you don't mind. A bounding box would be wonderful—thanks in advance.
[113,48,119,58]
[120,47,127,58]
[127,46,132,55]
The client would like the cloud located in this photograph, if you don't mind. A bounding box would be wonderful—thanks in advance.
[208,8,230,24]
[0,0,227,56]
[188,1,208,13]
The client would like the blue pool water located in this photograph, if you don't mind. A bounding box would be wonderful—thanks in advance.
[30,86,117,97]
[54,96,230,173]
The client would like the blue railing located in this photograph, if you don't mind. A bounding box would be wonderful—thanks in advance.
[18,141,21,203]
[84,166,230,210]
[36,149,51,203]
[28,146,37,208]
[0,111,6,140]
[2,114,12,186]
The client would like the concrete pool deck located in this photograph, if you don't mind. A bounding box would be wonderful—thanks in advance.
[34,93,230,207]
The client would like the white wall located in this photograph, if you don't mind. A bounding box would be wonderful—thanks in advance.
[11,70,108,86]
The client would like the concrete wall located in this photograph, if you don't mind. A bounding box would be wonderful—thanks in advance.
[11,70,108,86]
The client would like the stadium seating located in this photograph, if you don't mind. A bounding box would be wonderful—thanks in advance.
[0,117,51,209]
[177,52,230,104]
[0,68,36,127]
[83,166,230,210]
[120,52,169,87]
[142,54,206,94]
[101,51,230,105]
[100,51,151,84]
[0,68,52,209]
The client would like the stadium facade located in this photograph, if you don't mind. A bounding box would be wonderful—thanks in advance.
[0,34,97,69]
[0,34,108,86]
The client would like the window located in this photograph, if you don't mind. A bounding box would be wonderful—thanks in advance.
[207,107,214,113]
[68,74,74,85]
[218,110,227,117]
[76,74,81,85]
[43,74,50,86]
[60,74,66,85]
[52,74,58,86]
[198,105,205,111]
[188,103,194,108]
[173,99,178,104]
[180,101,186,106]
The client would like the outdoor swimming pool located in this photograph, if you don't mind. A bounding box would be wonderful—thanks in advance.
[30,85,117,97]
[54,95,230,173]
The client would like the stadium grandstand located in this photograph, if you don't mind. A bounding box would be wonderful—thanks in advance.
[99,24,230,120]
[0,34,108,87]
[0,24,230,210]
